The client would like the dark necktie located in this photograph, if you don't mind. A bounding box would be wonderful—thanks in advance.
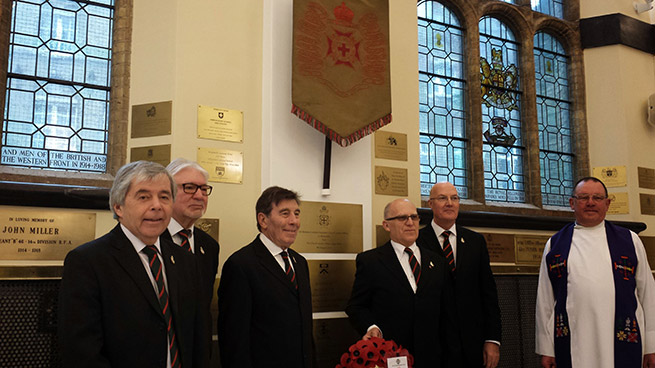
[281,250,298,289]
[142,245,182,368]
[442,230,456,273]
[404,247,421,285]
[178,229,192,253]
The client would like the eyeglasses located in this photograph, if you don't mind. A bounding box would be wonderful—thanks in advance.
[385,214,420,222]
[430,195,460,203]
[180,183,213,196]
[571,194,607,202]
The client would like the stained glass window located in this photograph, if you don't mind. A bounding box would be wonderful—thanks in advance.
[534,31,573,206]
[1,0,114,173]
[479,16,524,203]
[418,1,468,198]
[531,0,565,19]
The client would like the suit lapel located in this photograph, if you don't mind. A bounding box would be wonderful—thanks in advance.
[253,237,298,295]
[109,225,163,319]
[161,239,180,323]
[422,226,445,257]
[379,243,414,294]
[416,248,436,294]
[455,225,466,272]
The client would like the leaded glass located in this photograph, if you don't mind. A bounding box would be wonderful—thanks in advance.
[418,1,468,197]
[531,0,565,19]
[1,0,114,173]
[534,31,573,206]
[479,16,525,203]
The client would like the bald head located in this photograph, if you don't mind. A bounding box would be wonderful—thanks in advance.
[427,182,460,229]
[382,199,419,247]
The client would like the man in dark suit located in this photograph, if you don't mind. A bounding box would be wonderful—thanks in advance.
[163,158,220,354]
[217,186,314,368]
[346,198,460,368]
[58,160,208,368]
[417,182,502,368]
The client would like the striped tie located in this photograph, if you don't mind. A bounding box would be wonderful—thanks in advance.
[404,248,421,284]
[178,229,192,253]
[442,230,456,274]
[281,250,298,289]
[142,245,182,368]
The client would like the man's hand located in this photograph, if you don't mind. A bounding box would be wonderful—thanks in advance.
[363,327,381,340]
[482,342,500,368]
[541,355,556,368]
[644,353,655,368]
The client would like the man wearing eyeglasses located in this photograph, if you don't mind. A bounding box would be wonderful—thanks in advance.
[346,198,460,368]
[164,158,220,357]
[536,177,655,368]
[417,182,501,368]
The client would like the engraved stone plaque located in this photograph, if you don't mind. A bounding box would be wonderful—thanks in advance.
[608,192,629,215]
[294,201,362,253]
[375,131,407,161]
[308,260,356,313]
[0,210,96,260]
[131,101,172,138]
[638,167,655,189]
[592,165,626,187]
[374,166,408,196]
[197,147,243,184]
[196,218,219,243]
[640,193,655,216]
[130,144,171,167]
[515,235,550,265]
[197,105,244,143]
[482,233,515,263]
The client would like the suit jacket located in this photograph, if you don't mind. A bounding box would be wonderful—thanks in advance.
[345,242,460,368]
[58,224,208,368]
[162,227,219,308]
[217,235,314,368]
[418,225,502,367]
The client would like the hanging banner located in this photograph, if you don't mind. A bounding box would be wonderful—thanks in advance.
[292,0,391,147]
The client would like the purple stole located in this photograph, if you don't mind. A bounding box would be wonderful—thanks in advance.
[546,221,642,368]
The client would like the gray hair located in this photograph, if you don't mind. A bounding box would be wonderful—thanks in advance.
[166,158,209,180]
[109,161,177,219]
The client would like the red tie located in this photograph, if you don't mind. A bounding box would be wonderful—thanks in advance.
[442,230,456,274]
[178,229,192,253]
[281,250,298,289]
[405,247,421,284]
[142,245,182,368]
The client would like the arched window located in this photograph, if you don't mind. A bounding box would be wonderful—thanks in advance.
[417,1,468,197]
[479,16,524,203]
[531,0,564,19]
[534,31,573,206]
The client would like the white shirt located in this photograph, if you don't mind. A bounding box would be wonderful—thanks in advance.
[431,221,458,262]
[260,233,295,273]
[167,218,195,254]
[120,224,173,368]
[390,240,422,294]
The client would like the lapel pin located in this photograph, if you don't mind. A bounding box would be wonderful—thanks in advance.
[461,238,465,244]
[200,246,205,255]
[292,256,297,264]
[170,255,175,264]
[429,261,434,269]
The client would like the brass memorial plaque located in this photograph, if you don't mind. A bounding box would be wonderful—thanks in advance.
[374,166,408,196]
[515,235,550,265]
[294,201,363,253]
[608,192,629,215]
[640,193,655,216]
[482,233,515,263]
[131,101,172,138]
[639,236,655,271]
[375,131,407,161]
[0,210,96,260]
[314,318,361,368]
[196,218,219,243]
[638,167,655,189]
[197,147,243,184]
[308,260,356,313]
[197,105,244,143]
[130,144,171,167]
[592,165,626,187]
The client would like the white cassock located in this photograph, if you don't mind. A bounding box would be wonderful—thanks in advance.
[535,221,655,367]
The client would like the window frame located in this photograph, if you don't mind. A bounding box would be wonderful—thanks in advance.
[0,0,132,189]
[418,0,588,217]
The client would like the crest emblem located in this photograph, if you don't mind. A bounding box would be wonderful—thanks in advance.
[146,106,156,117]
[613,255,636,281]
[483,117,516,146]
[218,112,224,119]
[480,48,519,110]
[318,205,330,227]
[215,166,225,177]
[548,254,567,278]
[376,170,389,190]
